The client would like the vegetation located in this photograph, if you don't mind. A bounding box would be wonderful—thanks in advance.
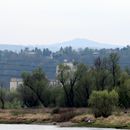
[0,51,130,128]
[57,63,86,107]
[89,90,118,117]
[1,45,130,87]
[0,108,129,129]
[18,68,49,107]
[0,52,130,110]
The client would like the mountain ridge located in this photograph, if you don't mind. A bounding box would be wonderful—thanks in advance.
[42,39,124,51]
[0,39,124,52]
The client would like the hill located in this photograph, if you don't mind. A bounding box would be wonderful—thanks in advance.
[39,39,123,51]
[0,41,128,87]
[0,39,123,52]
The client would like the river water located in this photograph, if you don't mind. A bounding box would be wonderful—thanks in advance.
[0,124,124,130]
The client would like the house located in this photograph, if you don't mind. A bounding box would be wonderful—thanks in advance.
[48,60,76,87]
[10,78,23,91]
[49,80,59,86]
[56,59,75,76]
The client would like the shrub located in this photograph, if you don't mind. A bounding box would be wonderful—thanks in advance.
[52,111,76,122]
[5,99,21,109]
[51,107,60,114]
[118,79,130,108]
[89,90,118,118]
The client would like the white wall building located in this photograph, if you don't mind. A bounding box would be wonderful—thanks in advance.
[10,78,23,91]
[56,59,75,77]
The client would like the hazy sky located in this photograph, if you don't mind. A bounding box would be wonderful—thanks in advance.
[0,0,130,45]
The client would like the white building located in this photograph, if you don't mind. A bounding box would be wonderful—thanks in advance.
[56,59,75,77]
[49,80,59,86]
[10,78,23,91]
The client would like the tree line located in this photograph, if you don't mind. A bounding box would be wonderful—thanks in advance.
[1,45,130,87]
[0,53,130,117]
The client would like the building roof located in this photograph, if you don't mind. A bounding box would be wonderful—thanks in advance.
[10,78,23,82]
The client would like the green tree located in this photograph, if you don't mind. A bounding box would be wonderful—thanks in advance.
[49,85,65,107]
[19,67,49,107]
[92,57,110,90]
[118,72,130,108]
[18,84,40,107]
[57,63,86,107]
[0,87,6,109]
[75,66,91,107]
[5,90,21,109]
[108,53,120,87]
[89,90,118,118]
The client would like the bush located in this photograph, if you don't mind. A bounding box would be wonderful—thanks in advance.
[52,111,76,122]
[89,90,118,118]
[5,99,21,109]
[51,107,60,114]
[118,79,130,108]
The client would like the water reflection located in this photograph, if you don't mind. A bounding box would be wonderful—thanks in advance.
[0,125,124,130]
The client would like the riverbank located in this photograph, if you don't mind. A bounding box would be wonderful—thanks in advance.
[72,114,130,129]
[0,108,129,129]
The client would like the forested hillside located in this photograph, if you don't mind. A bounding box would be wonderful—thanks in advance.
[0,45,130,87]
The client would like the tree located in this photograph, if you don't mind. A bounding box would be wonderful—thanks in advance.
[108,53,120,87]
[0,86,6,109]
[19,67,49,107]
[57,63,86,107]
[75,66,91,107]
[118,72,130,108]
[18,84,40,107]
[92,57,110,90]
[49,85,65,107]
[5,90,21,109]
[89,90,118,118]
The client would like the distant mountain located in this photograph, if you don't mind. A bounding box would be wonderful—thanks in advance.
[0,44,36,52]
[38,39,124,51]
[0,39,124,52]
[0,44,26,52]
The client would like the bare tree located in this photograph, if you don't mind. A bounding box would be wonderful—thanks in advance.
[57,63,86,107]
[0,83,6,109]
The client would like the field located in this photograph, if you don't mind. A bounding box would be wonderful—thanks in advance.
[0,108,130,129]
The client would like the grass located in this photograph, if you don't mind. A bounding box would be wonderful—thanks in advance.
[0,109,52,124]
[0,108,129,129]
[75,122,129,129]
[72,112,130,129]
